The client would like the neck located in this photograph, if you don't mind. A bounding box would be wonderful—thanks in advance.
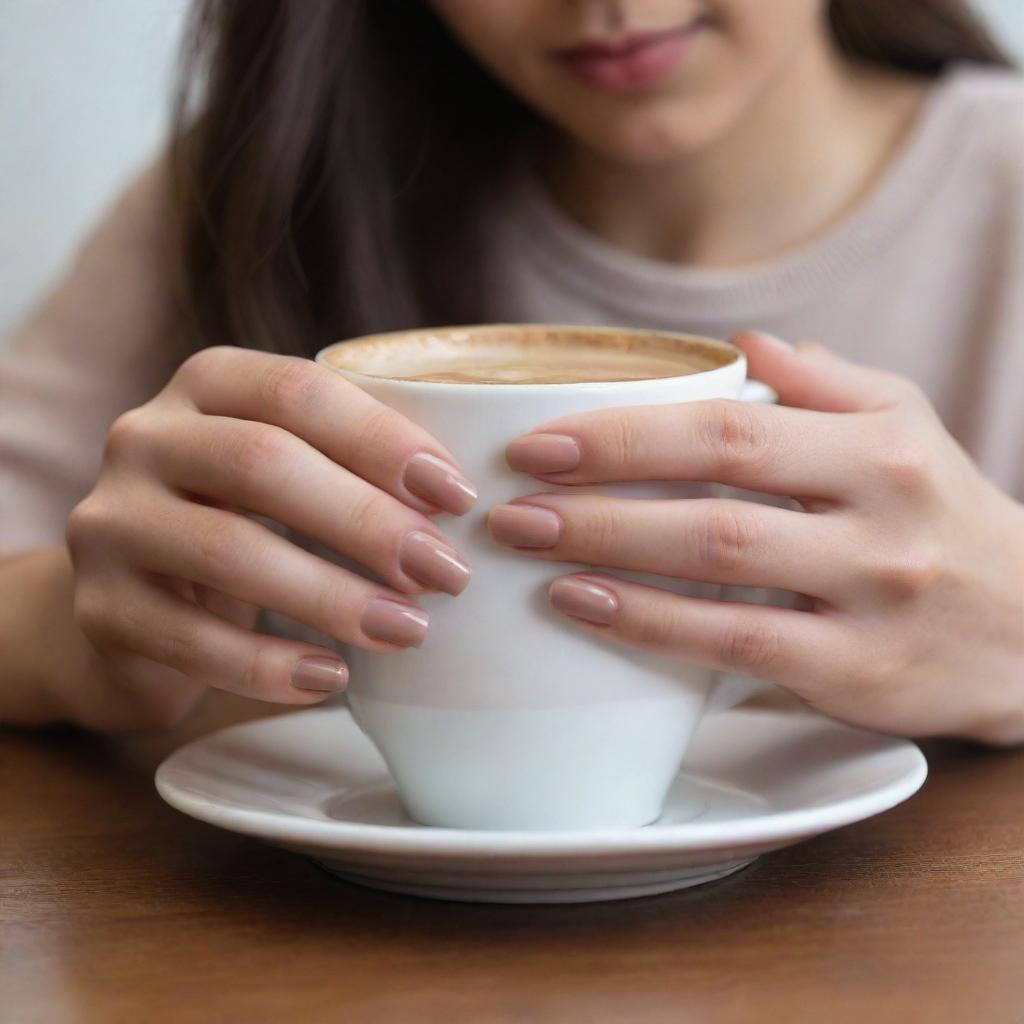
[544,40,928,268]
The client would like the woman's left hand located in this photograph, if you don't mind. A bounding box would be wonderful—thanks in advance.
[488,331,1024,746]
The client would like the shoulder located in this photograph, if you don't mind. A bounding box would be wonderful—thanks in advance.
[945,65,1024,189]
[947,63,1024,120]
[94,146,176,251]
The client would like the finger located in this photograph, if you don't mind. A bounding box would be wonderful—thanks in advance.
[191,582,260,630]
[147,413,471,596]
[489,495,847,599]
[505,400,862,497]
[731,331,912,413]
[77,573,350,704]
[171,347,477,515]
[546,571,851,697]
[113,492,431,651]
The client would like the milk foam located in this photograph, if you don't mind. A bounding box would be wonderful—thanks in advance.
[324,326,729,385]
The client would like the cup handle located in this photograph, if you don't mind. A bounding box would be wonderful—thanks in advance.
[739,379,779,405]
[705,376,782,714]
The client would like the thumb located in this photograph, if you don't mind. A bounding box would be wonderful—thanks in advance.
[731,331,905,413]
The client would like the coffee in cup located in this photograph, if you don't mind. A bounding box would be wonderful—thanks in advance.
[322,325,729,384]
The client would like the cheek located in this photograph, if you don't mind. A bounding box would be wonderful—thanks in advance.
[712,0,826,66]
[428,0,544,56]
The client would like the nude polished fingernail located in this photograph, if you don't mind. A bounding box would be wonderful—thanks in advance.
[489,504,562,548]
[361,597,429,648]
[549,576,621,625]
[292,656,349,693]
[399,531,472,595]
[506,434,581,475]
[403,453,478,515]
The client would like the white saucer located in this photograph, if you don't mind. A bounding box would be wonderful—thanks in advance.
[155,707,926,904]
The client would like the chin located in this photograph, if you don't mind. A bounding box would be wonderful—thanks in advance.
[568,97,734,167]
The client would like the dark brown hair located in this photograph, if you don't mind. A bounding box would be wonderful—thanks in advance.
[172,0,1013,358]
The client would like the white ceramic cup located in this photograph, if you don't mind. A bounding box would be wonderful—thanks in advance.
[318,325,753,831]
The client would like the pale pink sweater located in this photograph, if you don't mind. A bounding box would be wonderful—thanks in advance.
[2,65,1022,556]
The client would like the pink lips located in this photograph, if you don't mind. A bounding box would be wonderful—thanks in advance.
[555,23,702,93]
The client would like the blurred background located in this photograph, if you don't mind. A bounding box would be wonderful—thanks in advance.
[1,0,1021,337]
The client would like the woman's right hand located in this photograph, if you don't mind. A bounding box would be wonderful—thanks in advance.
[65,346,476,708]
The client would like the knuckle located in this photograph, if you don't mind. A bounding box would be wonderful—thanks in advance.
[803,633,906,713]
[65,500,96,553]
[870,548,943,600]
[855,643,908,700]
[350,406,402,458]
[235,643,262,697]
[175,346,230,389]
[893,376,929,408]
[235,636,282,699]
[592,411,636,469]
[72,582,115,646]
[700,400,771,475]
[195,518,246,591]
[260,358,325,420]
[180,344,232,377]
[580,502,625,553]
[228,423,296,487]
[718,619,781,673]
[631,601,679,648]
[870,413,937,496]
[103,408,152,463]
[155,616,204,674]
[65,497,114,554]
[876,444,933,494]
[811,665,877,715]
[312,573,354,632]
[696,505,758,573]
[344,488,390,542]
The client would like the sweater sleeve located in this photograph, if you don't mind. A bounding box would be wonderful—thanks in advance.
[0,151,184,556]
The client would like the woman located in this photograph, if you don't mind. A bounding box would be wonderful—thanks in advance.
[1,0,1021,742]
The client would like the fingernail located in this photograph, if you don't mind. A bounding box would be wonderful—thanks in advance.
[399,531,472,595]
[506,434,581,475]
[549,576,620,625]
[403,453,477,515]
[361,597,429,648]
[292,656,349,693]
[489,504,562,548]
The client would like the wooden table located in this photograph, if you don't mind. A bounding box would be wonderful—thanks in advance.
[3,696,1023,1023]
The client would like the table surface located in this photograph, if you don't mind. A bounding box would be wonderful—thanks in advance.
[3,694,1023,1024]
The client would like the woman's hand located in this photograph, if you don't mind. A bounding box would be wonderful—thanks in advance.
[489,332,1024,746]
[65,347,476,719]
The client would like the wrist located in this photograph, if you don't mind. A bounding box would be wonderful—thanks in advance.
[962,493,1024,747]
[0,546,203,733]
[0,547,78,726]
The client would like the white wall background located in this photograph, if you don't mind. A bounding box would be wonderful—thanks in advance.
[0,0,190,335]
[1,0,1021,337]
[976,0,1024,56]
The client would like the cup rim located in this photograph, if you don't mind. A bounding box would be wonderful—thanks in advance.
[315,323,743,391]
